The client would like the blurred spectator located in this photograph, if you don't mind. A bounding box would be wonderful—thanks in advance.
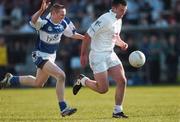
[173,0,180,23]
[0,0,179,30]
[11,1,23,28]
[8,40,26,65]
[126,0,140,25]
[0,36,8,66]
[164,35,179,83]
[1,19,13,32]
[139,35,150,84]
[148,0,164,22]
[0,36,7,80]
[139,1,153,25]
[163,0,172,10]
[81,12,94,32]
[139,17,149,27]
[19,19,35,33]
[148,35,162,84]
[168,14,176,25]
[0,36,16,80]
[155,14,169,27]
[0,0,5,28]
[139,35,150,59]
[0,1,4,16]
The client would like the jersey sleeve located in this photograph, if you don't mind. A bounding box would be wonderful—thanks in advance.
[29,17,47,30]
[63,17,76,37]
[87,15,108,38]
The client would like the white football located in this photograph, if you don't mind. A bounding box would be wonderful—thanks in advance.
[129,51,146,68]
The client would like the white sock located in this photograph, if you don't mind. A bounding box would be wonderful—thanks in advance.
[113,105,123,114]
[81,77,89,86]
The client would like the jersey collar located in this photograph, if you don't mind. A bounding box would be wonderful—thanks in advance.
[109,9,117,18]
[49,19,60,25]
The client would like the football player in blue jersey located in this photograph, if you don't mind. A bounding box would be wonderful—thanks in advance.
[0,0,85,117]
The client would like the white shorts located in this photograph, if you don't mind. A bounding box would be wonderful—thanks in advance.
[89,51,122,74]
[32,51,56,68]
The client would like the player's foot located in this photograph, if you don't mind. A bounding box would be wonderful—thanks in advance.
[73,74,85,95]
[0,73,12,89]
[112,112,128,118]
[61,107,77,117]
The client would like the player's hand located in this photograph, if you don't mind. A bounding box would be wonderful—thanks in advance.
[40,0,51,12]
[121,42,128,51]
[80,54,88,68]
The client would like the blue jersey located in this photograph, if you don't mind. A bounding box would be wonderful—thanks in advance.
[30,17,76,54]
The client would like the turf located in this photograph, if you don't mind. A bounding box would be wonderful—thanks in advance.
[0,86,180,122]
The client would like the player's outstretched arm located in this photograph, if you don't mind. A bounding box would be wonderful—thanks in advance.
[31,0,50,24]
[80,33,91,67]
[70,32,85,41]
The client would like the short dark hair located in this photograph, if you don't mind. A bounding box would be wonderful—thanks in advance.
[51,3,65,11]
[112,0,127,6]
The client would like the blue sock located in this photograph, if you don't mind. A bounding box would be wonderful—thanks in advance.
[9,76,20,87]
[59,101,67,111]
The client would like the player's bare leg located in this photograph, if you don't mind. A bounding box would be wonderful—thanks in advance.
[43,61,65,101]
[19,69,49,87]
[108,64,128,118]
[0,68,49,88]
[43,61,77,117]
[73,72,109,95]
[87,72,109,93]
[0,61,77,117]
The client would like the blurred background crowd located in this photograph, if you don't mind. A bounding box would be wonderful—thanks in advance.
[0,0,180,86]
[1,0,180,32]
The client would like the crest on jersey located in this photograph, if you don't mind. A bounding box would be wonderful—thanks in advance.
[48,26,53,31]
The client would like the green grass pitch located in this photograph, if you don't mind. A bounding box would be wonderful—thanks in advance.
[0,86,180,122]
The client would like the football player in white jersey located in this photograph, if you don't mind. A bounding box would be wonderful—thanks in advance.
[0,0,85,117]
[73,0,128,118]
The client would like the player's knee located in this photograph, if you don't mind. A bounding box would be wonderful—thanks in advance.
[120,77,127,86]
[116,77,127,86]
[35,82,44,88]
[123,77,127,84]
[98,87,109,94]
[56,72,66,82]
[32,80,44,87]
[34,81,44,88]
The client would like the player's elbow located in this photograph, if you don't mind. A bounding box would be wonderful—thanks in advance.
[84,33,91,42]
[30,19,36,26]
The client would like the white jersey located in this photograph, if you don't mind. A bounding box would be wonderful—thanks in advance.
[87,10,122,52]
[30,17,76,54]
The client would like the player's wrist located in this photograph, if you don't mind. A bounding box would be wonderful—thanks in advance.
[38,9,45,14]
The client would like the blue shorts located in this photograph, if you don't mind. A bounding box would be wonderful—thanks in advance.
[32,51,56,69]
